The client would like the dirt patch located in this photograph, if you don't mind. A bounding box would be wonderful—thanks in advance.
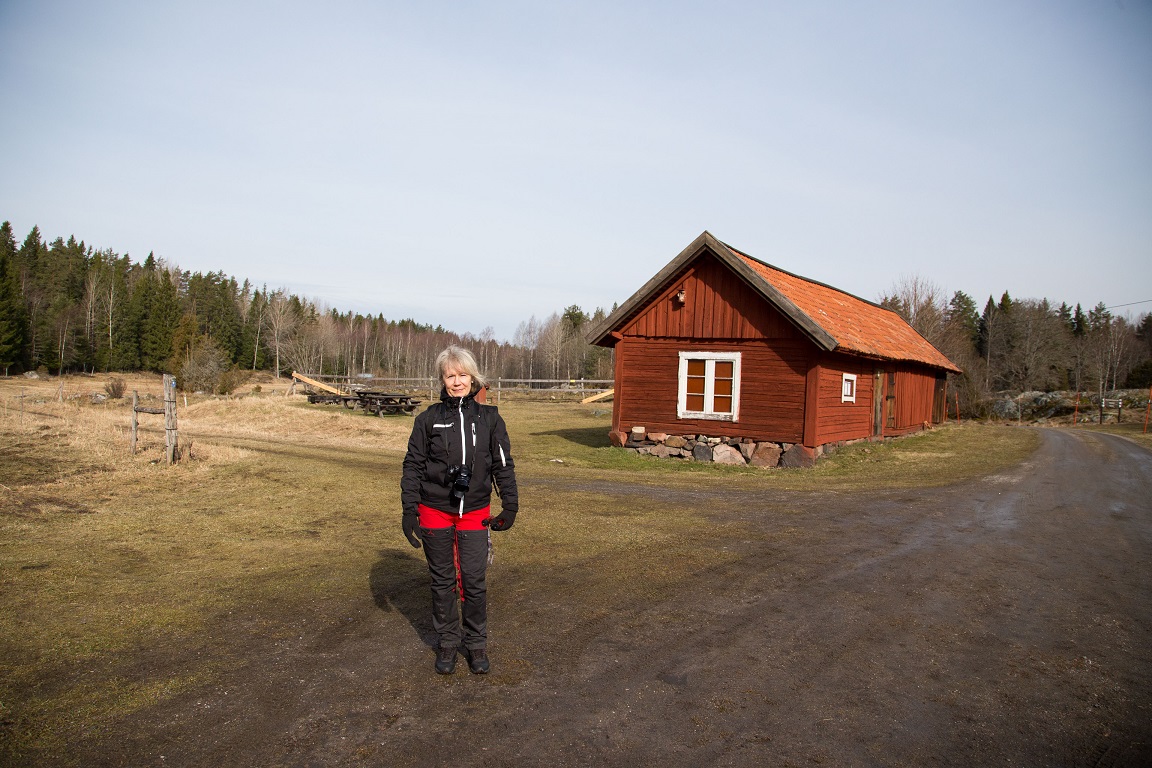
[3,428,1148,767]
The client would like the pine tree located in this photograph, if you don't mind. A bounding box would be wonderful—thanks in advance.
[141,263,180,371]
[17,226,48,368]
[0,222,30,374]
[946,291,980,350]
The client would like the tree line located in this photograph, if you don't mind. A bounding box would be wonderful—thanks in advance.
[0,221,614,391]
[879,276,1152,411]
[3,220,1147,406]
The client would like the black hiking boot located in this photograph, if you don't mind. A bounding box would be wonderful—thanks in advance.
[468,648,489,674]
[435,646,458,675]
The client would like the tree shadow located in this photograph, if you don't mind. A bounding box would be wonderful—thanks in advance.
[531,425,611,449]
[369,549,436,647]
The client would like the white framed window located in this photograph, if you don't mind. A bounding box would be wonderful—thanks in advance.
[678,351,741,421]
[842,373,857,403]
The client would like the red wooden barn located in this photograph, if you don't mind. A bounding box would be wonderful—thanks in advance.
[586,232,962,464]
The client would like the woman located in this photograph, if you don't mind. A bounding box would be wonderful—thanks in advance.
[400,345,519,674]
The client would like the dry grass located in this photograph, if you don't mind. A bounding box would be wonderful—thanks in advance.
[0,373,1042,761]
[1076,420,1152,451]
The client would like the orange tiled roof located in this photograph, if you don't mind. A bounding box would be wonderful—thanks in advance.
[725,244,961,372]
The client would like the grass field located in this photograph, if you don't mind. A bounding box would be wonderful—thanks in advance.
[0,372,1043,761]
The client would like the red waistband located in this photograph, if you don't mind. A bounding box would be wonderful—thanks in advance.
[418,503,491,531]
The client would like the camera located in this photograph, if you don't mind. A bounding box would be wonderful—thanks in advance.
[448,465,472,503]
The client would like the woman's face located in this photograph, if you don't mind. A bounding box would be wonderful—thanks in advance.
[442,365,472,398]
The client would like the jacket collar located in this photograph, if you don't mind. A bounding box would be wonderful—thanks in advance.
[439,387,477,409]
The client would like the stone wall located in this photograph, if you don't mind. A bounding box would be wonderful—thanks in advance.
[610,426,833,468]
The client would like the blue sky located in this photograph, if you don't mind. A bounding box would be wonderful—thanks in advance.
[2,1,1149,340]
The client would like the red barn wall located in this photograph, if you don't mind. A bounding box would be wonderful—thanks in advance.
[813,353,877,445]
[622,254,805,342]
[889,366,942,434]
[614,337,809,442]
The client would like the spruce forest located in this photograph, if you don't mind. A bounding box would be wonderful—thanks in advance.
[0,221,614,392]
[0,220,1149,412]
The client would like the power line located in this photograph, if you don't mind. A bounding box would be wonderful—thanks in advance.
[1106,299,1152,309]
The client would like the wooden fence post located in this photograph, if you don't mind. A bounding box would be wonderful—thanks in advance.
[131,391,139,454]
[164,374,179,464]
[1144,385,1151,434]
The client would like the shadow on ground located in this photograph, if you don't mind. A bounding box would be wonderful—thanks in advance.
[531,425,611,448]
[369,549,435,647]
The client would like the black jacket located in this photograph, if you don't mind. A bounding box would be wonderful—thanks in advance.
[400,389,518,517]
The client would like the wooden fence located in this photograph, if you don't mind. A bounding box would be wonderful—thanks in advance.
[293,374,613,404]
[131,373,180,463]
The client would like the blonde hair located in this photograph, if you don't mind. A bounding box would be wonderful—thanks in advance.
[435,345,486,391]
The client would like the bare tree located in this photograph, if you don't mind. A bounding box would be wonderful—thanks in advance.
[264,291,297,378]
[82,269,102,344]
[879,275,947,347]
[537,313,565,380]
[1000,300,1067,391]
[1081,305,1139,398]
[513,317,542,380]
[103,275,119,371]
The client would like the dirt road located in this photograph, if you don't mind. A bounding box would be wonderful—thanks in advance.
[60,429,1152,767]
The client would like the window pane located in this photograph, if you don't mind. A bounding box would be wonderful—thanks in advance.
[714,378,732,396]
[687,359,706,376]
[713,396,732,413]
[686,394,705,411]
[686,376,705,395]
[714,361,733,378]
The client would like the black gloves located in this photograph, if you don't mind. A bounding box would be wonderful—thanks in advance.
[484,510,517,531]
[402,513,421,548]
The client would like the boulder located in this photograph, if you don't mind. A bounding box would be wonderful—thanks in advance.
[692,443,713,462]
[630,426,647,441]
[712,444,746,465]
[648,432,669,443]
[739,443,756,460]
[780,444,816,468]
[749,442,782,468]
[609,430,628,447]
[992,399,1020,419]
[664,435,688,449]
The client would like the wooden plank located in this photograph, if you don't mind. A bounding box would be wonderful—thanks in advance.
[581,389,614,404]
[292,371,344,395]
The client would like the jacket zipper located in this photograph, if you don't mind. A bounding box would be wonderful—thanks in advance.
[456,401,467,467]
[457,401,466,515]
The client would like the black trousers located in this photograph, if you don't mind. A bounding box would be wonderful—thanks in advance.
[420,525,488,650]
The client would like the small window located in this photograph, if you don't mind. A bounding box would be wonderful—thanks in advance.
[678,352,741,421]
[842,373,857,403]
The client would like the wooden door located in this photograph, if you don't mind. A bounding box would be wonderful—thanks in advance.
[873,369,885,437]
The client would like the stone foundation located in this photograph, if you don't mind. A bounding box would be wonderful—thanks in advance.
[611,427,856,469]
